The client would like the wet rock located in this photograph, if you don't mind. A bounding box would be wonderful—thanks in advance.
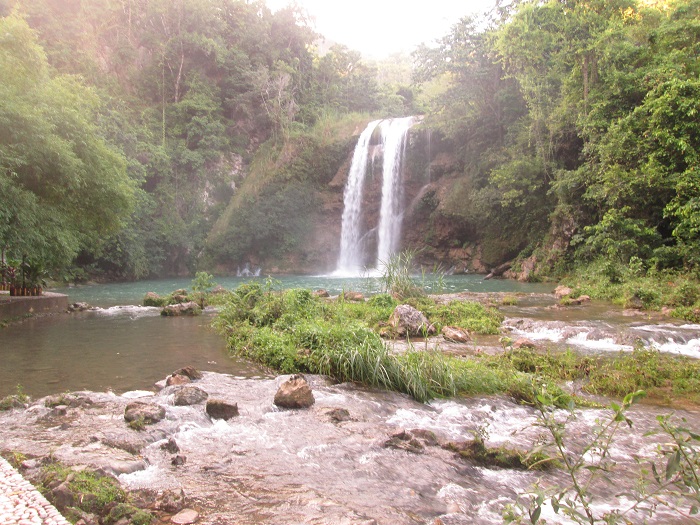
[166,374,191,387]
[388,304,436,338]
[383,430,424,454]
[143,292,165,307]
[325,407,351,423]
[156,489,186,513]
[484,261,512,280]
[72,509,99,525]
[512,337,537,349]
[442,326,470,343]
[161,437,180,453]
[578,294,591,303]
[410,429,439,447]
[101,432,150,455]
[99,459,147,476]
[45,393,94,408]
[173,386,208,406]
[171,508,199,524]
[67,302,91,312]
[0,394,28,410]
[173,366,202,380]
[554,285,573,298]
[124,401,165,424]
[206,399,239,420]
[161,301,201,316]
[171,455,187,466]
[313,289,330,298]
[51,405,68,416]
[626,294,644,309]
[342,291,364,301]
[274,374,315,409]
[51,481,75,509]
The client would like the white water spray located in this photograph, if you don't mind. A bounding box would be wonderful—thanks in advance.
[335,120,381,275]
[335,117,415,275]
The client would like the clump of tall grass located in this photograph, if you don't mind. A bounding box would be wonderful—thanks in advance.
[213,284,572,404]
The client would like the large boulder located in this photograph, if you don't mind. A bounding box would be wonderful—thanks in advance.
[206,399,239,420]
[173,386,208,406]
[161,301,201,316]
[274,375,315,409]
[388,304,436,338]
[124,401,165,425]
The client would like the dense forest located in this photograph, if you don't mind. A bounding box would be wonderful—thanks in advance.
[0,0,699,295]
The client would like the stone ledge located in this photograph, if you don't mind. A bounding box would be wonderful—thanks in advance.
[0,292,68,319]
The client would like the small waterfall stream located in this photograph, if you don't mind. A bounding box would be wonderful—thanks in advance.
[335,117,416,276]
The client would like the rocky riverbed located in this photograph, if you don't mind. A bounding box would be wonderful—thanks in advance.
[1,370,699,524]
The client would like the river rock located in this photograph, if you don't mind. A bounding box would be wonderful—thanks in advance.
[161,301,201,316]
[171,508,199,524]
[274,375,315,409]
[512,337,537,349]
[157,489,186,513]
[442,326,471,343]
[383,430,424,454]
[124,401,165,424]
[68,302,92,312]
[162,437,180,453]
[388,304,436,338]
[206,399,239,420]
[51,481,75,509]
[342,291,364,301]
[171,455,186,466]
[173,386,208,406]
[313,289,330,298]
[554,285,573,298]
[174,366,203,380]
[143,292,164,307]
[166,373,191,386]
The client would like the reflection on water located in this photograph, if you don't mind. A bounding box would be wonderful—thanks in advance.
[0,309,267,398]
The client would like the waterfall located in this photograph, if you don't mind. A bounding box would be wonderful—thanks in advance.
[376,116,415,267]
[336,120,381,275]
[335,117,415,276]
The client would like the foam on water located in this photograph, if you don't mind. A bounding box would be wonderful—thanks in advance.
[94,305,161,318]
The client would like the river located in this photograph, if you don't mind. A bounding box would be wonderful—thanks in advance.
[2,276,700,524]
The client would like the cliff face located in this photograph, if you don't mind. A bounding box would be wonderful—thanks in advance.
[206,120,539,276]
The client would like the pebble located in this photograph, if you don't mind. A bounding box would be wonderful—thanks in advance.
[0,457,71,525]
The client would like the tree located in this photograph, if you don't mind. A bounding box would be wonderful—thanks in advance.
[0,13,134,272]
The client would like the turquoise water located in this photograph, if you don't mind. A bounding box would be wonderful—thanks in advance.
[0,275,553,398]
[60,274,554,307]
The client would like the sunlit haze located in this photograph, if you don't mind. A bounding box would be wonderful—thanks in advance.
[266,0,497,58]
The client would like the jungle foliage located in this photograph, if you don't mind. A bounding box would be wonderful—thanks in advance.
[414,0,700,286]
[0,0,416,280]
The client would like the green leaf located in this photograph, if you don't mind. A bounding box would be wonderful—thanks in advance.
[530,505,541,524]
[665,450,681,481]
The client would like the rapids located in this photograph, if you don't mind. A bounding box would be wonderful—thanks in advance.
[1,372,696,524]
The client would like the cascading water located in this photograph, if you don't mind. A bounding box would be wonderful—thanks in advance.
[336,120,381,275]
[376,116,415,268]
[335,117,415,275]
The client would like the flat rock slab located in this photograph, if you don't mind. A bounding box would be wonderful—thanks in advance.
[171,508,199,524]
